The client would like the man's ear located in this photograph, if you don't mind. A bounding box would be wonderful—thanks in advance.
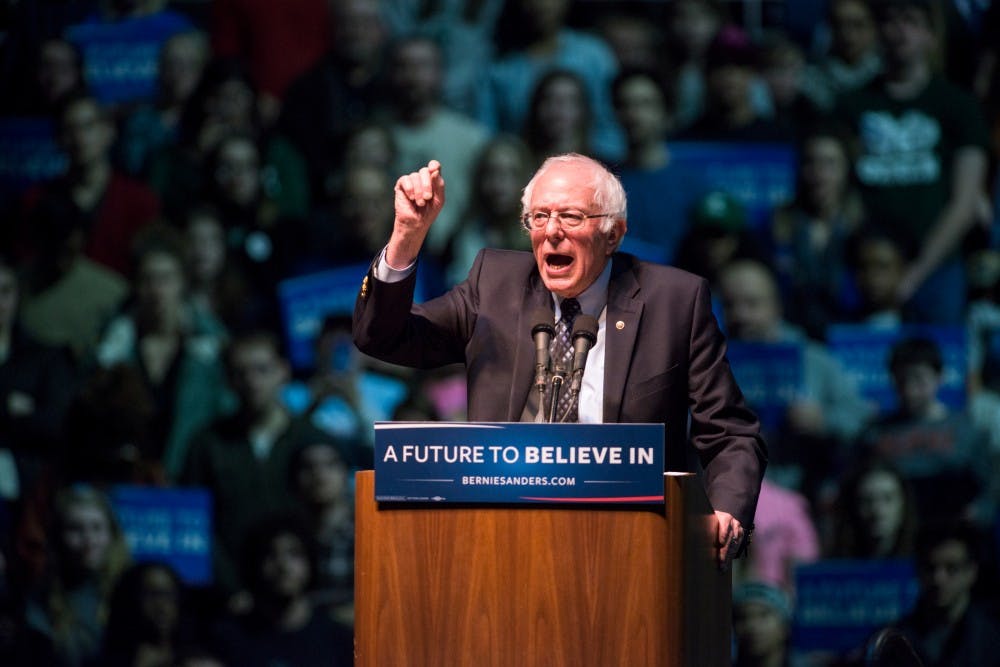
[606,220,625,253]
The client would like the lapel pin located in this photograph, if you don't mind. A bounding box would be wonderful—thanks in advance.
[360,275,370,299]
[615,320,625,330]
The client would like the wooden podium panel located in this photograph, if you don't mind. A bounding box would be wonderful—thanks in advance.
[354,471,730,666]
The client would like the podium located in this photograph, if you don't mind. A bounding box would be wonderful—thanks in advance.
[354,470,731,666]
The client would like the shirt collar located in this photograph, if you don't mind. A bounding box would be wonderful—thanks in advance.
[552,259,612,319]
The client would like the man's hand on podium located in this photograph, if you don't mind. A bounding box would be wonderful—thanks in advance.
[714,510,746,572]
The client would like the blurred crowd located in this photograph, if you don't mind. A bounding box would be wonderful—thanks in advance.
[1,0,1000,665]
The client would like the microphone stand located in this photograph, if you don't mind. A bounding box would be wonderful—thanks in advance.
[548,365,566,424]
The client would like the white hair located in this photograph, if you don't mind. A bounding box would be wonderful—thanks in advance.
[520,153,628,233]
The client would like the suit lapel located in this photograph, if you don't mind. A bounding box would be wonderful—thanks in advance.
[603,255,643,423]
[507,270,553,421]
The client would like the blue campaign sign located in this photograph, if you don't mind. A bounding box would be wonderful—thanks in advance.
[374,422,664,504]
[725,341,804,431]
[793,559,918,654]
[110,486,213,586]
[65,11,193,105]
[669,141,796,229]
[827,324,966,411]
[0,117,67,194]
[278,263,427,370]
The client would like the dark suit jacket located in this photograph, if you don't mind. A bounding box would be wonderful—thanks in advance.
[353,249,766,526]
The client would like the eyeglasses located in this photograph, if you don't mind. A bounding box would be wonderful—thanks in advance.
[521,210,614,231]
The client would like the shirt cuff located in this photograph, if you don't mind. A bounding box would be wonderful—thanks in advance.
[374,246,417,283]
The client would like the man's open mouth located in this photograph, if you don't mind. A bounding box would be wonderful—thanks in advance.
[546,253,574,269]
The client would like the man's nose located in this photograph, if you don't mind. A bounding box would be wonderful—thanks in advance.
[543,216,566,239]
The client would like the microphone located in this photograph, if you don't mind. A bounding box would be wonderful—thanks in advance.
[530,307,555,393]
[568,315,598,396]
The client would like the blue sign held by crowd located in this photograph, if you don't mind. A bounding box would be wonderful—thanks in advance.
[725,341,804,432]
[793,559,918,655]
[669,141,797,229]
[827,324,967,411]
[110,485,213,586]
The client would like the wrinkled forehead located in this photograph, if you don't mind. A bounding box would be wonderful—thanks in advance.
[528,162,600,206]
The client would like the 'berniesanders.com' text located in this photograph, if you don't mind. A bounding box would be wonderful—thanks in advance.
[461,476,576,487]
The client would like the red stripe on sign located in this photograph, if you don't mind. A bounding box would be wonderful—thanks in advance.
[518,496,664,502]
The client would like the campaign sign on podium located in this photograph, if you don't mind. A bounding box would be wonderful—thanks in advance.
[374,422,664,504]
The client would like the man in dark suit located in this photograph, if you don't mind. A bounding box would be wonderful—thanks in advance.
[353,154,766,568]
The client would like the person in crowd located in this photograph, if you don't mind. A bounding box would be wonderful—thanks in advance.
[478,0,624,161]
[673,191,768,291]
[148,57,309,222]
[523,69,595,166]
[20,93,161,277]
[180,332,347,595]
[181,205,255,334]
[97,561,188,667]
[379,0,504,116]
[965,249,1000,454]
[354,154,766,568]
[972,1,1000,104]
[731,581,804,667]
[393,365,468,422]
[858,337,992,521]
[15,182,130,366]
[95,228,233,480]
[208,516,353,666]
[0,255,78,482]
[833,0,990,325]
[595,13,664,72]
[280,311,410,452]
[844,229,908,327]
[299,122,399,271]
[202,132,306,301]
[390,389,443,422]
[318,161,399,268]
[677,26,793,144]
[736,477,820,592]
[340,121,398,177]
[827,457,918,560]
[889,522,1000,667]
[444,135,534,285]
[172,647,225,667]
[664,0,729,131]
[24,484,130,667]
[801,0,883,112]
[758,34,820,137]
[62,363,157,486]
[211,0,331,127]
[116,30,210,177]
[279,0,389,199]
[769,124,865,339]
[612,67,707,264]
[0,539,58,666]
[288,440,355,616]
[717,259,873,495]
[966,250,1000,395]
[1,37,86,116]
[386,34,490,258]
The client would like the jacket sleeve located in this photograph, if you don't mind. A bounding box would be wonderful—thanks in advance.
[352,250,487,369]
[686,278,768,528]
